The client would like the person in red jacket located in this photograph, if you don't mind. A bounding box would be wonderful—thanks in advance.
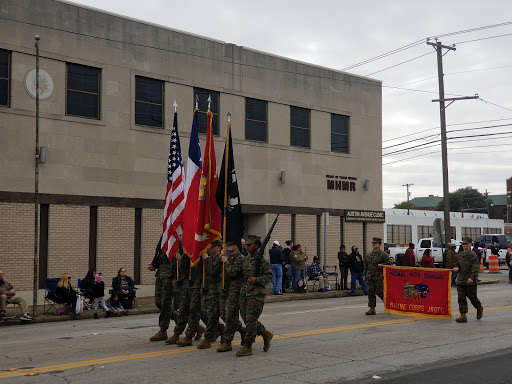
[420,249,435,268]
[403,243,417,267]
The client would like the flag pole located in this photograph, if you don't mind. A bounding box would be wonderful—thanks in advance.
[221,111,231,291]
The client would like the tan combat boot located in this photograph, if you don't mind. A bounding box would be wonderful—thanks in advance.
[165,333,180,344]
[196,337,212,349]
[149,328,168,342]
[455,313,467,323]
[176,336,193,346]
[365,307,376,315]
[262,330,273,352]
[236,342,253,357]
[216,341,232,352]
[195,325,205,340]
[476,306,483,320]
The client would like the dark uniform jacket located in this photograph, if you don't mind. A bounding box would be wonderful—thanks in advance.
[363,250,390,279]
[347,252,364,273]
[240,252,272,297]
[456,250,480,286]
[224,250,244,292]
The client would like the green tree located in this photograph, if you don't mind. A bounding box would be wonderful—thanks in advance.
[393,201,417,209]
[435,187,487,212]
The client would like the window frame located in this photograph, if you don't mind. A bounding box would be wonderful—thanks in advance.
[134,75,164,129]
[0,49,11,107]
[290,106,310,148]
[245,98,267,142]
[331,113,349,153]
[194,88,219,136]
[65,62,101,120]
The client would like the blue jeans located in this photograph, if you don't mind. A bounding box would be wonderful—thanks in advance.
[509,266,512,281]
[293,269,305,291]
[351,272,367,295]
[271,264,283,293]
[451,271,458,286]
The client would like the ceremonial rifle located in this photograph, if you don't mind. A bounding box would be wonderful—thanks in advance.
[251,214,279,277]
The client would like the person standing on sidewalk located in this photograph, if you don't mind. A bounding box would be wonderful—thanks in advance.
[282,240,294,292]
[269,241,284,295]
[337,245,349,290]
[363,237,389,315]
[347,247,367,296]
[452,237,483,323]
[506,241,512,284]
[445,244,458,287]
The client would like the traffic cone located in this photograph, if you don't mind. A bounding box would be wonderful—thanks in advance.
[479,256,484,272]
[487,254,500,273]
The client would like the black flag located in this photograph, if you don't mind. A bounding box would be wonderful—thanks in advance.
[216,125,243,250]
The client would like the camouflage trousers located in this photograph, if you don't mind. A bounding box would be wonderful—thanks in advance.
[201,285,222,339]
[366,276,384,308]
[457,284,482,314]
[220,287,243,343]
[174,286,202,338]
[154,273,177,330]
[240,294,266,344]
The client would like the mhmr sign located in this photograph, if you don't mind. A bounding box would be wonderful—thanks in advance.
[326,175,357,192]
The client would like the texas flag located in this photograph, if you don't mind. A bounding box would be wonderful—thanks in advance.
[182,109,202,257]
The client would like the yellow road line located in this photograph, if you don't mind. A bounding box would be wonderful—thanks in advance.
[2,305,511,379]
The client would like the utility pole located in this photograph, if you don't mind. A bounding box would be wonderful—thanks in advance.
[402,183,413,215]
[484,189,491,217]
[33,35,40,316]
[428,39,479,246]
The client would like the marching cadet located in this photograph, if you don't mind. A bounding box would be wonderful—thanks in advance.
[197,239,225,349]
[237,235,273,357]
[363,237,390,315]
[452,237,483,323]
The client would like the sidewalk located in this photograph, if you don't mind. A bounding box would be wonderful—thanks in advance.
[0,277,500,327]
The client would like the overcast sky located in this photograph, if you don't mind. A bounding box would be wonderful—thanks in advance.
[71,0,512,208]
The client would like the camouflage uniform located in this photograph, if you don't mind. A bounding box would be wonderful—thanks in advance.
[456,249,482,314]
[240,251,272,344]
[153,250,178,330]
[174,254,203,337]
[363,249,390,308]
[201,250,224,339]
[221,250,245,343]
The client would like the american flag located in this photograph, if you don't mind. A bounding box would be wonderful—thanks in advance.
[161,111,185,261]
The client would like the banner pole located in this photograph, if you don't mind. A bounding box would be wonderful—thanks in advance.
[222,112,231,290]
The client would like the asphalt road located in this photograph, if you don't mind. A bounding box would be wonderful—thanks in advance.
[1,270,512,384]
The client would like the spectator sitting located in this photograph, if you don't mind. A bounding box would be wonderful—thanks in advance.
[0,269,32,321]
[112,267,136,309]
[389,257,396,266]
[420,249,435,268]
[55,273,81,313]
[92,273,111,319]
[81,269,95,309]
[308,256,330,292]
[107,292,128,316]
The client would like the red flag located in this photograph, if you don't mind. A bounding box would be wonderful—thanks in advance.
[161,111,184,261]
[191,110,221,265]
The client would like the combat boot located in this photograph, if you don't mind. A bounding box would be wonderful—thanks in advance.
[196,337,212,349]
[195,325,205,340]
[365,307,376,315]
[262,330,273,352]
[216,341,232,352]
[455,313,467,323]
[150,328,168,342]
[476,306,483,320]
[236,343,253,357]
[165,333,180,344]
[176,336,193,346]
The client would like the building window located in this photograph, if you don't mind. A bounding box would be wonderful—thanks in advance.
[290,106,310,148]
[135,76,164,128]
[462,227,481,239]
[194,88,219,135]
[417,226,434,240]
[245,98,267,142]
[483,227,500,234]
[331,114,349,153]
[386,224,412,246]
[66,63,100,119]
[0,49,10,107]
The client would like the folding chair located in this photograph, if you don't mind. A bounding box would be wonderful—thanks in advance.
[44,277,64,314]
[3,303,19,319]
[305,264,317,292]
[325,265,339,290]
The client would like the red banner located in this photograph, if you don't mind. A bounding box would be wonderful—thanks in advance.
[383,266,452,319]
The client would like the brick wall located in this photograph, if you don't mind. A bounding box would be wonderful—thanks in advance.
[268,214,291,246]
[318,215,341,268]
[344,222,364,254]
[367,222,385,249]
[47,205,89,289]
[0,202,35,291]
[97,207,134,285]
[141,208,161,285]
[296,214,317,257]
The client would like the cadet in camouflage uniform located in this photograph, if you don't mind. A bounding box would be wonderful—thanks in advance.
[217,241,246,352]
[363,237,390,315]
[237,235,273,357]
[197,239,225,349]
[453,237,483,323]
[148,237,178,341]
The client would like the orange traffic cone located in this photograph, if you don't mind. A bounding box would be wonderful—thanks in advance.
[480,256,484,272]
[487,254,500,273]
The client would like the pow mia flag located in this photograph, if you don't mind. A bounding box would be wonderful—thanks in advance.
[215,122,243,251]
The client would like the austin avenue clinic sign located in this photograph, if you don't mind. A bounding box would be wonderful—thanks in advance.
[345,210,385,223]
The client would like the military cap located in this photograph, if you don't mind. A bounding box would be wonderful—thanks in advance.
[245,235,261,245]
[462,237,473,244]
[211,239,222,248]
[372,237,382,244]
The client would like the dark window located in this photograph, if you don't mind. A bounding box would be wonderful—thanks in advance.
[194,88,219,135]
[331,114,349,153]
[290,106,310,148]
[66,63,100,119]
[0,49,10,107]
[245,98,267,142]
[135,76,164,128]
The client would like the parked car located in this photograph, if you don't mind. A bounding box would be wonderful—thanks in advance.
[384,243,396,253]
[388,238,459,267]
[476,234,512,266]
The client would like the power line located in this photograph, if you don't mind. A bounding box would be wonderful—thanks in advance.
[454,32,512,45]
[479,98,512,113]
[365,52,434,76]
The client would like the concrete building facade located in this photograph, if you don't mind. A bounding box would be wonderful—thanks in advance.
[0,0,383,302]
